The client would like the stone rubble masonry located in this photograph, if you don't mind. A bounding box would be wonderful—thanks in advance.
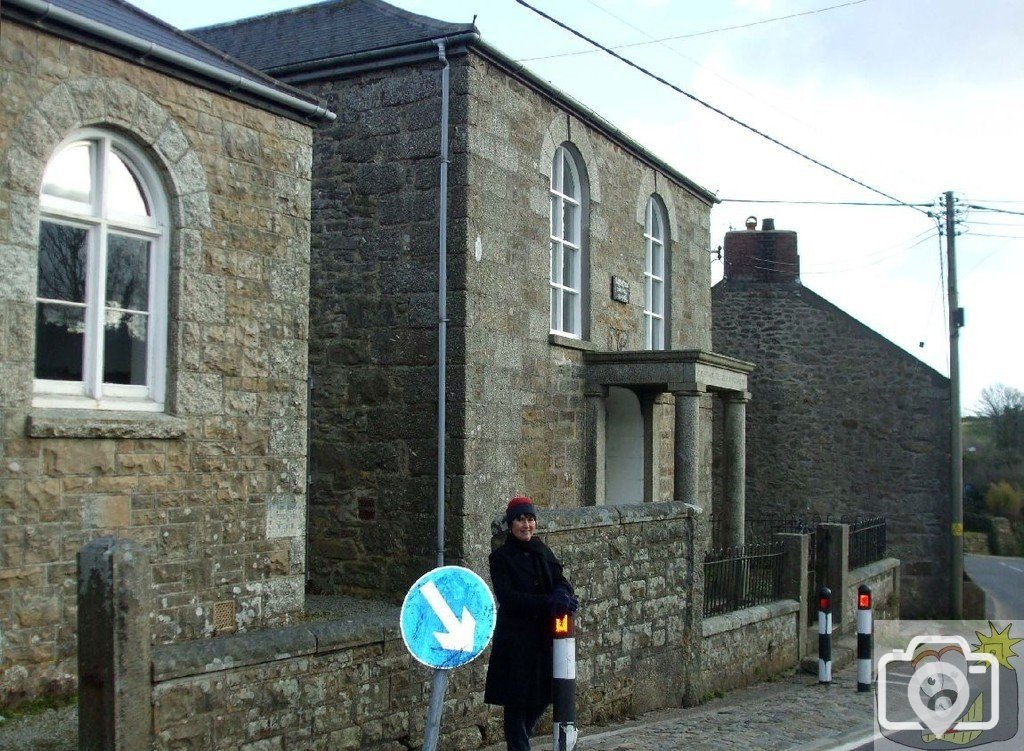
[137,504,709,749]
[711,280,951,618]
[0,20,314,704]
[299,48,716,604]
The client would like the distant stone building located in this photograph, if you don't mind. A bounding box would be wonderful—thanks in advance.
[711,218,951,617]
[0,0,331,703]
[195,0,753,602]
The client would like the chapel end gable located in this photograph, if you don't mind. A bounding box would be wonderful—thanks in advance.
[0,0,330,704]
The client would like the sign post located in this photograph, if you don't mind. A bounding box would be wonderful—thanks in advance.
[400,566,497,750]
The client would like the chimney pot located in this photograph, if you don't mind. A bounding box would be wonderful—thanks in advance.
[762,218,775,231]
[745,215,757,230]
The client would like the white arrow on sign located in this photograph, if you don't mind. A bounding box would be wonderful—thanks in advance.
[420,580,476,652]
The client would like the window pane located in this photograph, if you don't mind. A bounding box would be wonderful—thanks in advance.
[562,291,576,333]
[106,235,150,312]
[41,142,92,205]
[653,320,663,350]
[563,203,578,244]
[653,278,664,313]
[652,206,662,239]
[550,287,559,331]
[38,222,88,303]
[563,246,576,290]
[106,151,150,218]
[652,242,663,276]
[550,241,561,284]
[35,303,85,380]
[550,194,562,238]
[562,154,576,198]
[103,311,148,385]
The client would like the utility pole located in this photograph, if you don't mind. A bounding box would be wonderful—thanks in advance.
[944,190,964,619]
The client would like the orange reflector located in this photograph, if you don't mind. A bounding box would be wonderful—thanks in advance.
[818,597,830,611]
[858,593,871,609]
[553,614,570,635]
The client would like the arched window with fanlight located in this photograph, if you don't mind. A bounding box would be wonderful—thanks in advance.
[550,144,587,338]
[644,195,668,350]
[34,131,169,410]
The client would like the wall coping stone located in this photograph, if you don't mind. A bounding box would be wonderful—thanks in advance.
[151,607,404,682]
[702,599,800,638]
[25,408,187,440]
[491,501,702,536]
[848,556,900,587]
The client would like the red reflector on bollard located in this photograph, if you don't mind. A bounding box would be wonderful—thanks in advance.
[858,592,871,609]
[818,596,830,611]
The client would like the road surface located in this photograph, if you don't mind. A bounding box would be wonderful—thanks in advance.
[965,553,1024,619]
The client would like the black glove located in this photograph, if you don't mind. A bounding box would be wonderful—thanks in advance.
[549,586,577,615]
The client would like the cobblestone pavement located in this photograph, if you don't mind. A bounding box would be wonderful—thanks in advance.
[570,663,874,751]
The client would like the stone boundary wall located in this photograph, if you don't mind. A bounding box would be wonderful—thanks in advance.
[699,600,801,696]
[843,557,900,628]
[92,503,713,749]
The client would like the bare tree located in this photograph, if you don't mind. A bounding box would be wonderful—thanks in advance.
[977,384,1024,452]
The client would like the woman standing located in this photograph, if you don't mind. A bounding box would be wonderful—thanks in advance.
[484,496,578,751]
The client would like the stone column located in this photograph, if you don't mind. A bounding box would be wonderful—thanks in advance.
[721,391,750,549]
[671,385,704,508]
[584,385,607,505]
[78,537,153,751]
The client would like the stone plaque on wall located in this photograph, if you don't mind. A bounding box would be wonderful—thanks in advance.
[611,276,630,304]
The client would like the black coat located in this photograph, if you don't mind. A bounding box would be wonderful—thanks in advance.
[484,534,572,708]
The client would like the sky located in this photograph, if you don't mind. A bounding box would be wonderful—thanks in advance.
[131,0,1024,413]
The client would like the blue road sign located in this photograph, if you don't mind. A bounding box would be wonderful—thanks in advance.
[400,565,496,669]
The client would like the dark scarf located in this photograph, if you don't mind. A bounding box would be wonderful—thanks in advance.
[507,533,555,593]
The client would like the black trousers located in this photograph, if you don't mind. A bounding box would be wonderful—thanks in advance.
[503,704,547,751]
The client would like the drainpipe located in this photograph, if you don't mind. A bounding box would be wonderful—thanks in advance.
[422,38,451,751]
[434,39,451,571]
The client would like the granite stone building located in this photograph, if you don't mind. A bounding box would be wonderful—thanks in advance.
[711,218,950,617]
[195,0,754,602]
[0,0,332,703]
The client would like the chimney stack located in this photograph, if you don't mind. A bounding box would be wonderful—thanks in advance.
[723,217,799,283]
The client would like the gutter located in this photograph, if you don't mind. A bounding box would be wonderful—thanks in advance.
[3,0,336,123]
[263,31,482,84]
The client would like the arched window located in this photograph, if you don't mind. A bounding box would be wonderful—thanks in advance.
[550,145,584,338]
[643,196,667,350]
[34,131,169,410]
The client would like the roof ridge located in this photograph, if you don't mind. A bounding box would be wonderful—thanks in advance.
[191,0,475,36]
[101,0,320,105]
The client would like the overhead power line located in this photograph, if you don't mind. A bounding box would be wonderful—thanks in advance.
[522,0,870,61]
[720,198,932,207]
[967,204,1024,217]
[512,0,928,215]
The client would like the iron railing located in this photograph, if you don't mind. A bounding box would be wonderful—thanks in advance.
[703,541,784,617]
[709,513,821,569]
[847,516,887,569]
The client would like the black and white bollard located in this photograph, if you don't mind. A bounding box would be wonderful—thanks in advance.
[818,586,832,685]
[856,584,873,692]
[552,612,578,751]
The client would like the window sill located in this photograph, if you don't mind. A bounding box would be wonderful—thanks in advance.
[548,333,598,352]
[25,408,187,440]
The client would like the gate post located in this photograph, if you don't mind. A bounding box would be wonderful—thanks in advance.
[78,537,152,751]
[776,532,810,660]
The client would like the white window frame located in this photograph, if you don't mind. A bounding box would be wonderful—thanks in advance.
[549,145,583,338]
[33,130,169,412]
[644,196,667,350]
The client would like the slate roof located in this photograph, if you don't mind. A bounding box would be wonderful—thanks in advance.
[3,0,329,120]
[191,0,478,74]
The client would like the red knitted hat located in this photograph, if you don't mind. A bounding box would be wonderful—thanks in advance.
[505,496,537,523]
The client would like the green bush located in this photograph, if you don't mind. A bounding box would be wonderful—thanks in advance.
[985,481,1023,518]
